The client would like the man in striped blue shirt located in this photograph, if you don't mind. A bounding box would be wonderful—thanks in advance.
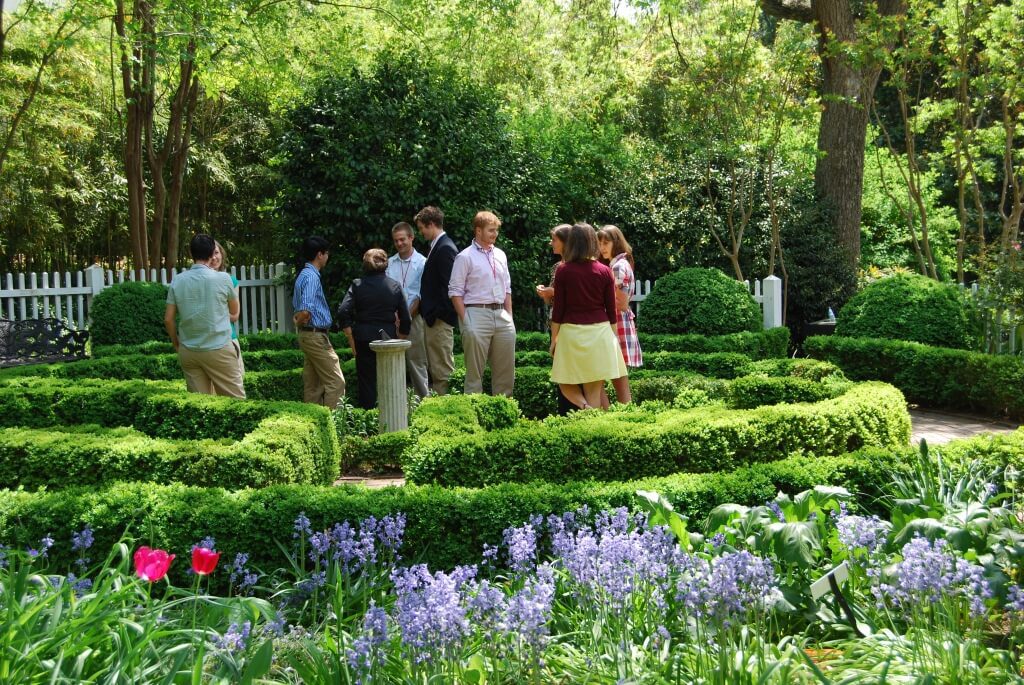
[292,236,346,408]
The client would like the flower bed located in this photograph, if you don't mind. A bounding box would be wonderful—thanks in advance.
[4,443,1022,682]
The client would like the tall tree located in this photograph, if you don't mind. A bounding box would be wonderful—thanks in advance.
[760,0,907,278]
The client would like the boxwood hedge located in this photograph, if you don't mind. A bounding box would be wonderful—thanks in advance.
[0,447,909,586]
[804,335,1024,419]
[400,382,910,486]
[0,378,340,487]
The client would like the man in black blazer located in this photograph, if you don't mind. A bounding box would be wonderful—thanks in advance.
[415,205,459,394]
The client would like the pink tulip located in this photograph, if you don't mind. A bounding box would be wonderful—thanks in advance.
[134,546,175,582]
[191,547,221,576]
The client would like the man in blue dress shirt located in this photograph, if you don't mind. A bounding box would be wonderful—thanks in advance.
[292,236,346,408]
[386,222,428,398]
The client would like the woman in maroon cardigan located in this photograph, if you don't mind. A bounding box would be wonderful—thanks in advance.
[549,223,628,410]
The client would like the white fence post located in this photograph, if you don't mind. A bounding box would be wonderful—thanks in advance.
[84,264,106,325]
[761,275,783,329]
[274,263,294,333]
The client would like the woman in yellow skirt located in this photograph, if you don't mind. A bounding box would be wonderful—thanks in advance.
[549,223,628,410]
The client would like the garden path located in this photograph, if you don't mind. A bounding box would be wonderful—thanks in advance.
[334,408,1021,490]
[909,407,1019,445]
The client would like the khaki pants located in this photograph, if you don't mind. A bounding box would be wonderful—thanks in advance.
[297,330,346,408]
[406,314,429,398]
[460,307,516,396]
[424,319,454,395]
[178,341,246,399]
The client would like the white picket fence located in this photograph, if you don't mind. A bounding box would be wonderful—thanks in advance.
[0,263,294,334]
[1,264,786,333]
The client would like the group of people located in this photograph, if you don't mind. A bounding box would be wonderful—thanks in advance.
[163,209,643,414]
[539,222,643,410]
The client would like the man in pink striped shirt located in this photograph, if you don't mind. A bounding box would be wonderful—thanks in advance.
[448,211,516,396]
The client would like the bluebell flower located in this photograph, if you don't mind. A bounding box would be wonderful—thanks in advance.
[347,601,388,682]
[502,563,555,651]
[28,534,54,560]
[391,564,474,663]
[214,621,251,654]
[873,536,992,618]
[834,512,889,555]
[503,521,538,573]
[1007,585,1024,612]
[308,531,331,564]
[71,526,94,552]
[293,512,312,539]
[229,553,259,594]
[767,501,786,523]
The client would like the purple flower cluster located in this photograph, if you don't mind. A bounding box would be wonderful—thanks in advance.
[834,512,889,555]
[72,525,94,570]
[214,621,251,654]
[229,553,259,595]
[27,534,54,560]
[502,563,555,652]
[502,516,541,573]
[390,564,477,663]
[676,551,778,625]
[347,601,388,683]
[1008,585,1024,612]
[299,513,406,575]
[549,507,683,611]
[873,536,992,618]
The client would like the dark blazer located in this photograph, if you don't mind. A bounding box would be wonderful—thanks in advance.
[420,232,459,327]
[336,273,411,342]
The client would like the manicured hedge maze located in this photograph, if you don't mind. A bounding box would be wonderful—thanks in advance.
[0,377,340,489]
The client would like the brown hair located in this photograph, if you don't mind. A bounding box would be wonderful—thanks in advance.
[391,221,415,237]
[550,223,572,245]
[562,223,599,264]
[413,206,444,228]
[213,240,229,271]
[362,248,389,273]
[472,210,501,232]
[597,224,634,269]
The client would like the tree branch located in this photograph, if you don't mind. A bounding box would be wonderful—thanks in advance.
[759,0,813,23]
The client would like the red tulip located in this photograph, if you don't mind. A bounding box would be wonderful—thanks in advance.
[191,546,221,576]
[134,546,175,582]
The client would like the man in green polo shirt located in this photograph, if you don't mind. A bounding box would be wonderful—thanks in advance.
[164,233,246,398]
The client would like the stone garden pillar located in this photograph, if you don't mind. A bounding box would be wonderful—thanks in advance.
[369,338,412,433]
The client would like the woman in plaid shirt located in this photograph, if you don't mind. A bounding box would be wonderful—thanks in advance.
[598,225,642,404]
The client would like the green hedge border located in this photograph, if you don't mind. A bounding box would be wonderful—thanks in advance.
[0,446,908,585]
[804,335,1024,419]
[399,382,910,486]
[0,378,340,488]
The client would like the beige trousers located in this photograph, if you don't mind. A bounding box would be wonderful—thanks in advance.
[424,319,454,395]
[406,314,429,398]
[297,330,346,408]
[460,307,516,396]
[178,341,246,399]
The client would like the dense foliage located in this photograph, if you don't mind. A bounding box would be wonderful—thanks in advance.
[835,273,975,349]
[87,282,168,346]
[638,268,762,335]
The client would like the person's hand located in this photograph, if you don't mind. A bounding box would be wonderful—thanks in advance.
[549,339,556,356]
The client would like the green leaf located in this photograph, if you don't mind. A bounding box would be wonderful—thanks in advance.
[239,639,274,685]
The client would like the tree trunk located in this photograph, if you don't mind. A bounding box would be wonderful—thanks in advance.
[165,74,200,270]
[114,0,149,274]
[760,0,907,276]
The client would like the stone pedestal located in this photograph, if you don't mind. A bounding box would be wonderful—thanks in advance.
[370,338,412,433]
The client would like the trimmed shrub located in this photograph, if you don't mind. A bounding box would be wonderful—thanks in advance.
[804,334,1024,419]
[835,273,975,349]
[637,268,761,335]
[91,332,351,358]
[726,376,849,409]
[88,281,169,346]
[0,448,908,584]
[401,382,910,487]
[0,377,340,486]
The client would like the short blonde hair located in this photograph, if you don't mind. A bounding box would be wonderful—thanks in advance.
[362,248,389,273]
[472,211,502,232]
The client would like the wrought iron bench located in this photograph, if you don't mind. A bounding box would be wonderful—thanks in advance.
[0,318,90,368]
